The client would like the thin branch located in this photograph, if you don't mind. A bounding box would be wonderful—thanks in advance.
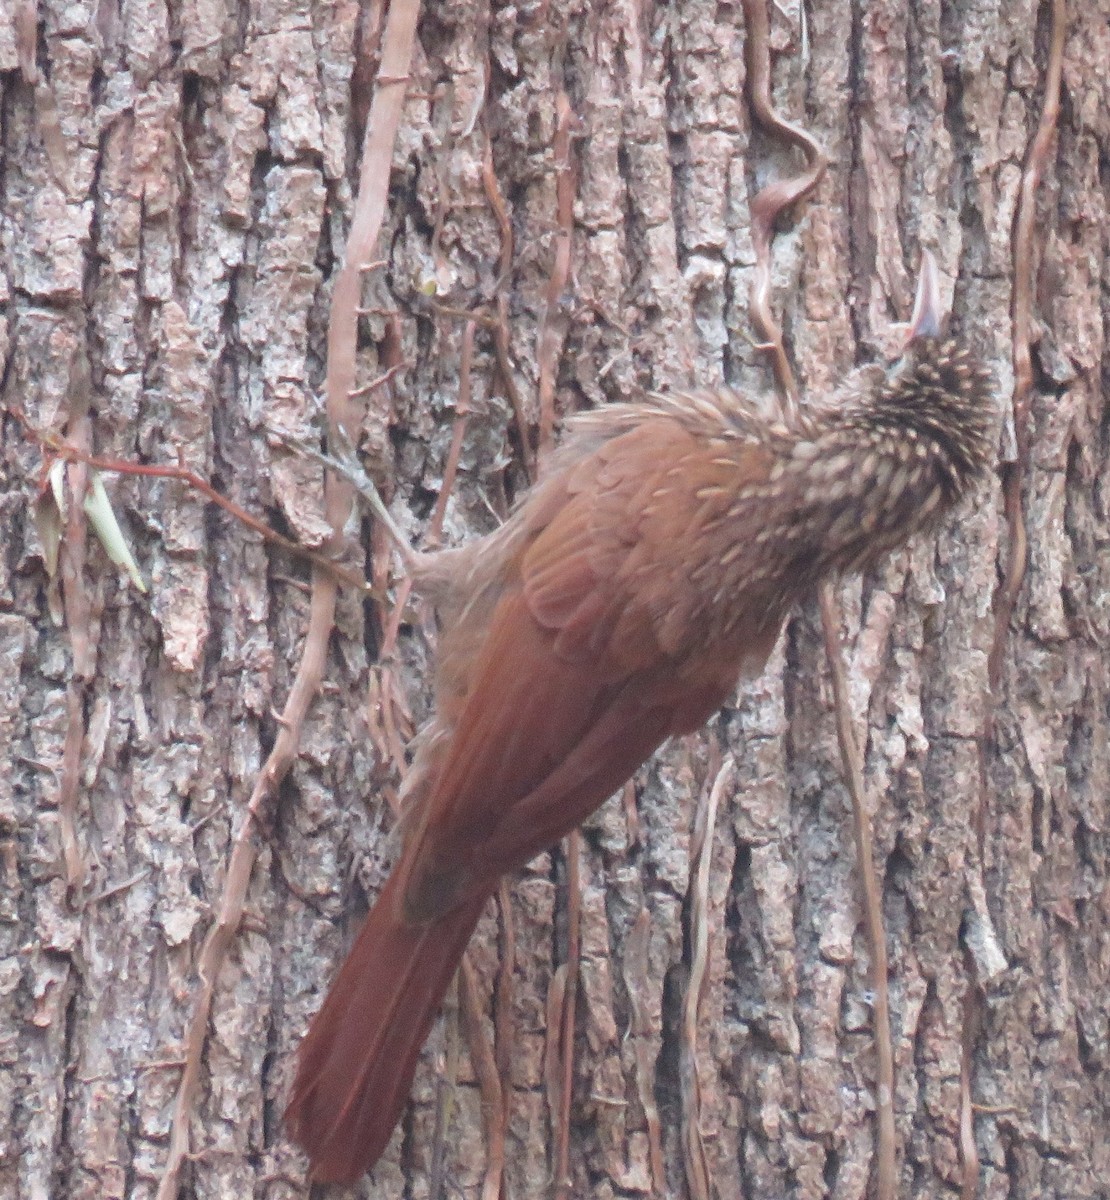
[348,359,407,398]
[86,869,150,906]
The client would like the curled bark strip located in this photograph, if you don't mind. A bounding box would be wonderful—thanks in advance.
[818,585,897,1200]
[459,958,508,1200]
[553,830,582,1200]
[482,139,536,483]
[155,3,424,1195]
[493,879,516,1178]
[991,0,1066,690]
[680,756,732,1200]
[483,137,513,286]
[543,966,567,1172]
[742,0,828,417]
[536,91,577,462]
[429,975,461,1200]
[53,372,95,894]
[957,980,982,1200]
[427,320,476,546]
[623,909,664,1194]
[58,684,87,891]
[966,5,1067,1195]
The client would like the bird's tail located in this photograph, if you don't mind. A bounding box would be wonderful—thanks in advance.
[286,865,490,1183]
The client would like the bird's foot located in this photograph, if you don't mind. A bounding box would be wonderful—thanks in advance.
[280,425,420,573]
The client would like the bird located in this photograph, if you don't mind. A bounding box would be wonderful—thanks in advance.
[286,254,996,1183]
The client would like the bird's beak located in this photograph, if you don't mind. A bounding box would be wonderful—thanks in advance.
[905,250,942,342]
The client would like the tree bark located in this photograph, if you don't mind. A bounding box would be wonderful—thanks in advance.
[1,2,1107,1199]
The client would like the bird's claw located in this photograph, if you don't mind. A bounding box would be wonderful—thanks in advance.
[278,428,418,571]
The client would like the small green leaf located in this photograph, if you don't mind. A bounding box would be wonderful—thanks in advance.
[83,471,148,593]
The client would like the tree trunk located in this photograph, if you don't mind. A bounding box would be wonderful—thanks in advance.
[1,2,1107,1198]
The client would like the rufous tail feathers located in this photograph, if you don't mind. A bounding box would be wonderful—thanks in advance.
[287,868,489,1183]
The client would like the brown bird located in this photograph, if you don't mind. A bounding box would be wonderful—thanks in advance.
[286,255,996,1183]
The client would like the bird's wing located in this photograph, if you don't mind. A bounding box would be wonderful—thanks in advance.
[398,416,776,919]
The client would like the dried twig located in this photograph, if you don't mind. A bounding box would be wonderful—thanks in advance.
[155,3,424,1195]
[86,868,150,906]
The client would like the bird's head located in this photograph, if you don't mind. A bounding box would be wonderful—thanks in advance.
[868,252,998,492]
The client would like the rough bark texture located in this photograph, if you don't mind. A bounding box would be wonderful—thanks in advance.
[1,2,1107,1199]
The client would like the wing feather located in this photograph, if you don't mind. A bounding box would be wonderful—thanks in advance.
[400,411,779,920]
